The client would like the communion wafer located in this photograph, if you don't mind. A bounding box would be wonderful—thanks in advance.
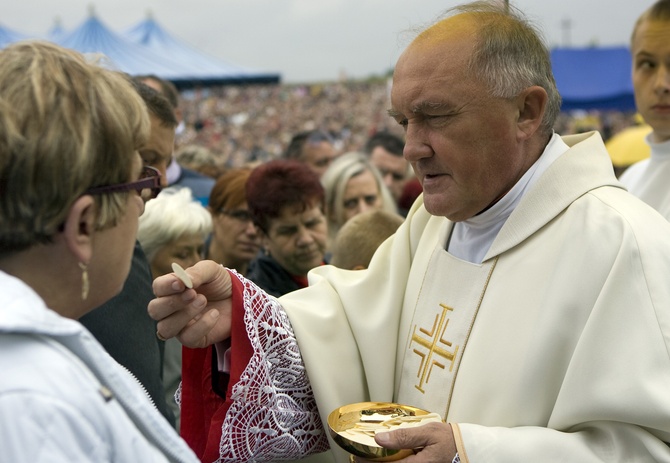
[171,262,193,289]
[339,412,442,447]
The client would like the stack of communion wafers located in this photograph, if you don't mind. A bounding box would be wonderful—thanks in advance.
[338,409,442,447]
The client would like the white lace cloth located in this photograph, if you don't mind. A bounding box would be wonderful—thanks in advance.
[215,272,329,462]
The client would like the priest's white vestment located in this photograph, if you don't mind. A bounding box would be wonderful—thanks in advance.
[210,131,670,462]
[619,137,670,221]
[274,131,670,462]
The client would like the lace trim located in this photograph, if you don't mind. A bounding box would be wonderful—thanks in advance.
[217,271,329,462]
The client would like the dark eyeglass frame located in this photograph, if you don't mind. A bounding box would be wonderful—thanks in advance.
[84,166,162,199]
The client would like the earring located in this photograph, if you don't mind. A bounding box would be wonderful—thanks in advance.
[79,262,89,300]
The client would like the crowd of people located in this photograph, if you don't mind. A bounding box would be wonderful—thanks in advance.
[1,0,670,462]
[172,80,644,176]
[175,79,401,170]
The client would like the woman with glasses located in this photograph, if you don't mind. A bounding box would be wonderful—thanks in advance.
[179,159,328,462]
[0,42,197,461]
[205,168,261,276]
[138,187,211,282]
[180,167,263,459]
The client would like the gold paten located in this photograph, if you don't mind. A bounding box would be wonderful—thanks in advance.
[327,402,432,462]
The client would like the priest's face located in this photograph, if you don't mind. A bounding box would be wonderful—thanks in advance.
[631,18,670,143]
[389,17,533,222]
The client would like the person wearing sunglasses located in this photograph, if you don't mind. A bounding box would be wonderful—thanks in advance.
[80,80,179,429]
[0,41,197,461]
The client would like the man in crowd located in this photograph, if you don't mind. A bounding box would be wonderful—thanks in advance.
[618,0,670,220]
[364,131,413,213]
[284,129,339,178]
[81,81,178,427]
[137,74,216,205]
[149,2,670,462]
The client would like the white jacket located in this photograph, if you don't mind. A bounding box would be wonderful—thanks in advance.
[0,271,198,462]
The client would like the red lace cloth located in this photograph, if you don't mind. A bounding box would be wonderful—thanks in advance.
[179,270,330,462]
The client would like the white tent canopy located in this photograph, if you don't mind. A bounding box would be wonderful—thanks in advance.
[124,14,271,82]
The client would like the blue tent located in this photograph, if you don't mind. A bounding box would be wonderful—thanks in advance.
[57,14,193,79]
[124,15,279,87]
[551,46,634,111]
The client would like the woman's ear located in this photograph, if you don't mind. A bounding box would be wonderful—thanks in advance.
[516,85,548,140]
[61,195,96,265]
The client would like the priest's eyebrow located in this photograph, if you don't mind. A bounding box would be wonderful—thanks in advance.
[388,101,452,120]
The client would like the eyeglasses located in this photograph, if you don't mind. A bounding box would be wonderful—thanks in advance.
[219,209,253,223]
[85,166,162,200]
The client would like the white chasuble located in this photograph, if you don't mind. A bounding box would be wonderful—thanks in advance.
[396,242,497,419]
[274,132,670,462]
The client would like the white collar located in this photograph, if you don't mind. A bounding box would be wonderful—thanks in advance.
[646,134,670,161]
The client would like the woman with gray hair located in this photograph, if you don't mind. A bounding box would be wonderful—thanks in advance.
[0,41,198,462]
[137,186,211,432]
[320,151,398,249]
[138,187,212,280]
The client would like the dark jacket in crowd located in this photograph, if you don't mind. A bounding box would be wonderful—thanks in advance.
[246,252,304,298]
[80,242,175,426]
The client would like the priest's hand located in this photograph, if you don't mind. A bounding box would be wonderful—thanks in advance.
[357,422,457,462]
[148,259,232,349]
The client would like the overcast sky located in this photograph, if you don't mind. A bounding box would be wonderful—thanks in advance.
[2,0,654,83]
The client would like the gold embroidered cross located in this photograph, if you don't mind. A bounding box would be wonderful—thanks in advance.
[410,303,459,393]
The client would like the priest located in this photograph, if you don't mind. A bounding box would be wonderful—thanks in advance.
[149,2,670,462]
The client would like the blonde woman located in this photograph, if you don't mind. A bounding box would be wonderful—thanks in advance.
[320,151,397,249]
[0,42,197,462]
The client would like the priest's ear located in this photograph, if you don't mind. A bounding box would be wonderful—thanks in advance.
[515,86,548,140]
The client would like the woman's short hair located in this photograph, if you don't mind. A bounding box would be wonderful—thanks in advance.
[246,159,325,233]
[0,41,150,257]
[208,168,252,214]
[137,187,212,263]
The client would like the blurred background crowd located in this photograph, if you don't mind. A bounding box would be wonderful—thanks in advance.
[174,79,647,177]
